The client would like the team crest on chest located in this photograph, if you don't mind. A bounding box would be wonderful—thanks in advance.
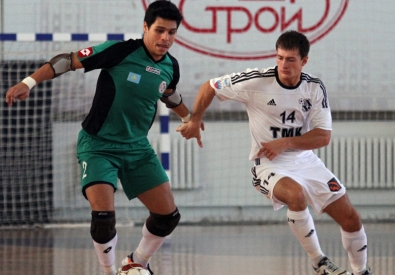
[299,98,312,112]
[159,81,167,94]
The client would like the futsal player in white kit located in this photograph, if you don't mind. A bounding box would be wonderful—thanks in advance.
[177,30,373,275]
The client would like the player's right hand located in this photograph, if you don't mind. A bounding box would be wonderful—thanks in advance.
[5,83,30,106]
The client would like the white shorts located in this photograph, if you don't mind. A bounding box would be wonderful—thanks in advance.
[250,154,346,214]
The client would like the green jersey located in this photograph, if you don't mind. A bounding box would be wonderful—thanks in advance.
[76,39,180,143]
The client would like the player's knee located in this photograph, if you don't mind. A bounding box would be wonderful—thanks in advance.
[90,211,116,244]
[291,190,307,208]
[276,181,306,210]
[287,184,307,208]
[340,208,362,232]
[145,207,181,237]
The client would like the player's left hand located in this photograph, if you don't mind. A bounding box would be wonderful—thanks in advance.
[257,139,287,161]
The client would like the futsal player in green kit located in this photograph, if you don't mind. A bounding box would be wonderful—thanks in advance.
[5,1,192,274]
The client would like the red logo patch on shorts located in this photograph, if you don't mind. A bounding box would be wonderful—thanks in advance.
[78,47,93,58]
[327,177,342,192]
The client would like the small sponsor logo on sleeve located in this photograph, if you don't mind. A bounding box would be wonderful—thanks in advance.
[213,78,230,89]
[78,47,93,58]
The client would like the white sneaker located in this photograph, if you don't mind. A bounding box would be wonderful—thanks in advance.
[314,256,351,275]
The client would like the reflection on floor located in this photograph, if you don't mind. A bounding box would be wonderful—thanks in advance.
[0,222,393,275]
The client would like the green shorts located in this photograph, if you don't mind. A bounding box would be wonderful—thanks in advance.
[76,130,169,200]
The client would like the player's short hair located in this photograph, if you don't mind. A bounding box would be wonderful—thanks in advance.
[276,30,310,59]
[144,0,183,29]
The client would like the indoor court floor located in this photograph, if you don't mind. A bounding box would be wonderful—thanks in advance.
[0,222,393,275]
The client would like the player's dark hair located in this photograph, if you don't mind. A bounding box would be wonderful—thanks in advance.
[144,0,183,28]
[276,30,310,59]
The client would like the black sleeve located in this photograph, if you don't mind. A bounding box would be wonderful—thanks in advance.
[81,39,142,73]
[166,52,180,90]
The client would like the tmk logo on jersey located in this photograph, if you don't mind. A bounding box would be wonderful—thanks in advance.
[299,98,312,111]
[213,78,230,89]
[78,47,93,58]
[127,72,141,84]
[141,0,349,60]
[146,66,161,75]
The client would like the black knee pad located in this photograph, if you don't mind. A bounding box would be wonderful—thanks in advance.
[91,211,116,244]
[146,208,181,237]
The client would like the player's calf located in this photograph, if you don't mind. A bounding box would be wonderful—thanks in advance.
[118,208,181,274]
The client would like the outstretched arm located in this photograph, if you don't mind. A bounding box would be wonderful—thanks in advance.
[176,81,216,147]
[5,53,83,106]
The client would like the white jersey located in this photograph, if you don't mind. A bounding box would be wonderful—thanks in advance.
[210,66,332,161]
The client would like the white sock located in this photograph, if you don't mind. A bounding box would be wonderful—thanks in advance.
[341,226,367,274]
[93,234,118,275]
[133,223,166,267]
[287,208,324,268]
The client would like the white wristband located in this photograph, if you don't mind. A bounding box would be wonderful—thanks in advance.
[22,77,37,90]
[181,113,191,123]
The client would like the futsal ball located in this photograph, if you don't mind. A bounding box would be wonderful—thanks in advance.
[118,263,151,275]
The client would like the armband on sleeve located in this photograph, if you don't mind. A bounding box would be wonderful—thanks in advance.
[46,52,75,78]
[160,89,183,108]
